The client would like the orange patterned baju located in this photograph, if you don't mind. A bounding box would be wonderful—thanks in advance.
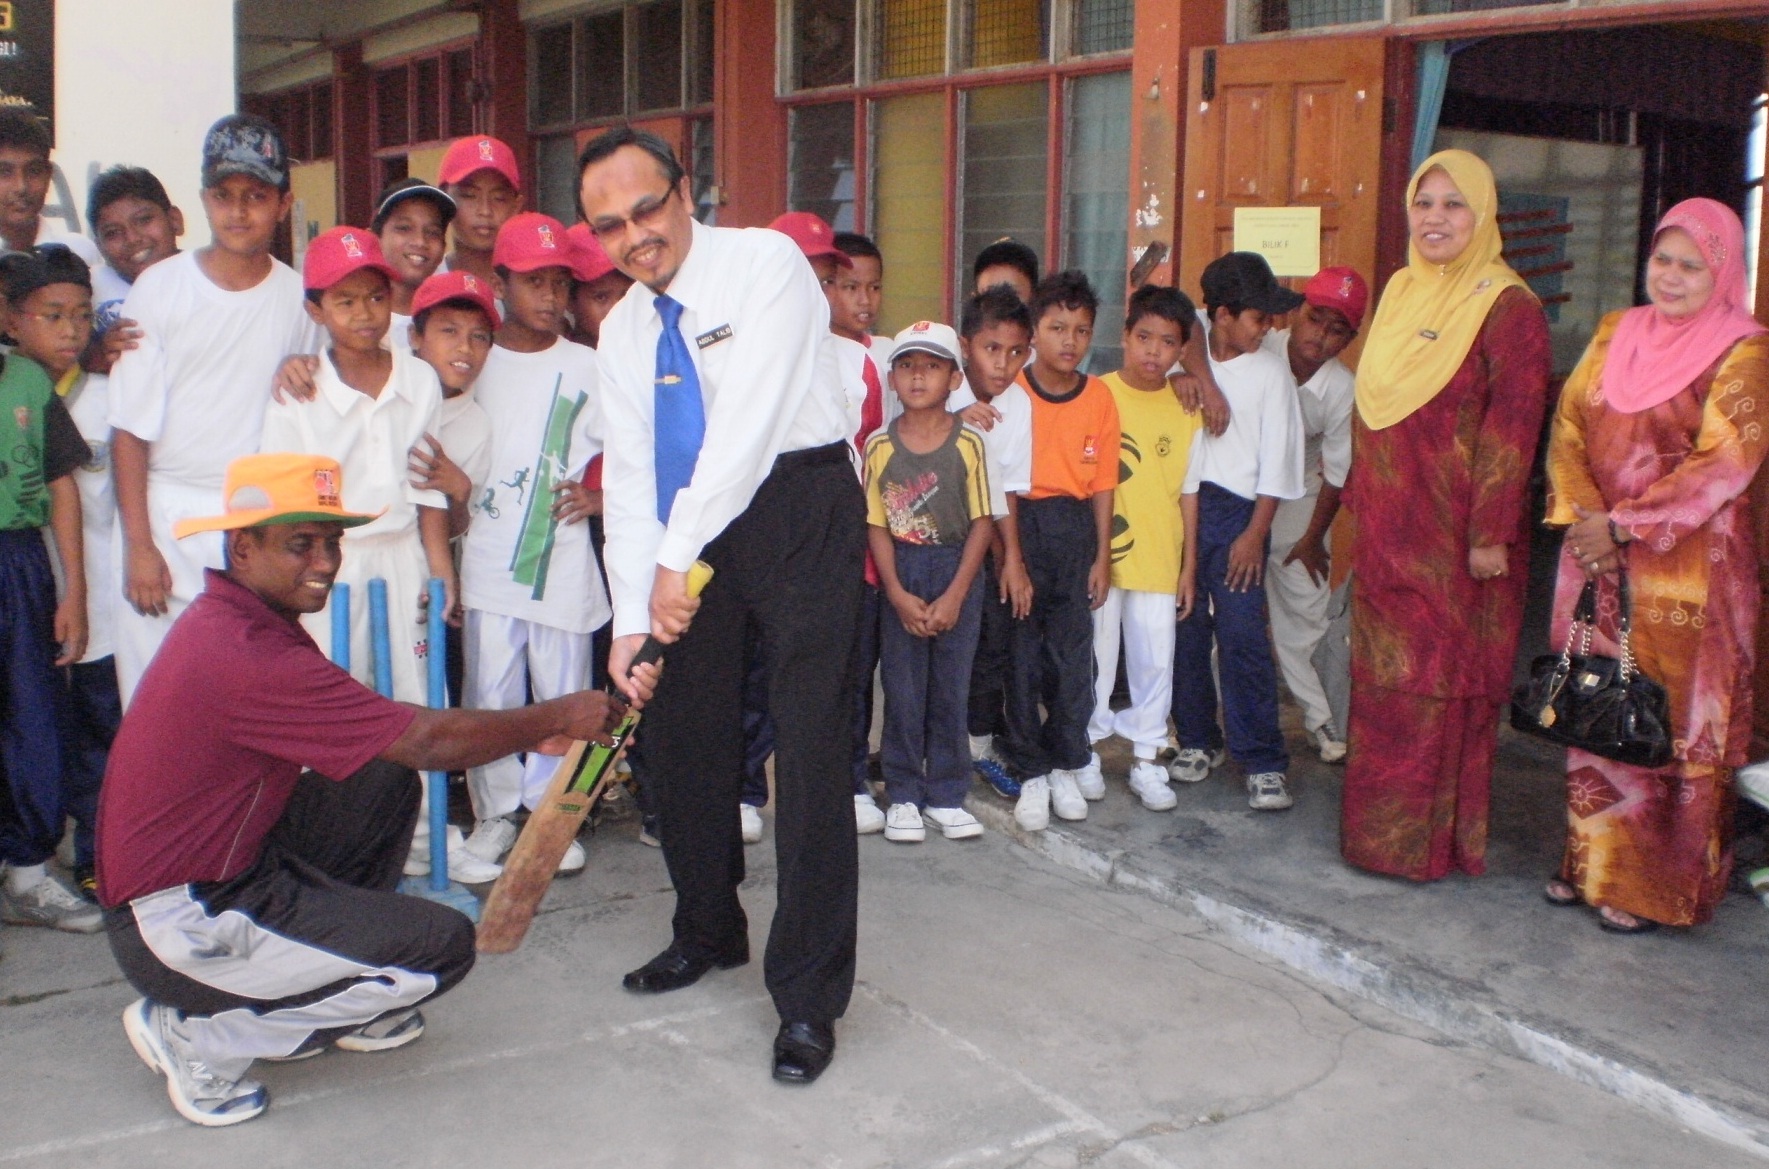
[1545,314,1769,926]
[1342,287,1552,880]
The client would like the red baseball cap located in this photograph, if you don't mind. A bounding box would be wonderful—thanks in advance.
[303,226,398,292]
[493,212,572,273]
[439,136,522,192]
[566,222,618,284]
[1302,266,1370,331]
[410,269,501,330]
[769,211,852,268]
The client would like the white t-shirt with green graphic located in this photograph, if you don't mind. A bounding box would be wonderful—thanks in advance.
[459,336,610,634]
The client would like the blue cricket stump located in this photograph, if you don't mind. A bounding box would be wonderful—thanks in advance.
[382,577,480,920]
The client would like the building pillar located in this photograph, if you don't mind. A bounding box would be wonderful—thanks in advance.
[714,0,785,227]
[482,0,530,197]
[334,42,373,229]
[1126,0,1223,289]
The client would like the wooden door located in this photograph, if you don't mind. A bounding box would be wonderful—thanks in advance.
[1177,35,1387,359]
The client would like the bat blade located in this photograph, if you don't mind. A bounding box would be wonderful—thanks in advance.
[475,733,626,952]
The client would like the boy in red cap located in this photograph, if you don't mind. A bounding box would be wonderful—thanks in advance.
[259,227,458,711]
[457,212,607,876]
[438,136,522,286]
[1262,265,1366,764]
[407,270,499,541]
[565,222,633,350]
[107,113,320,705]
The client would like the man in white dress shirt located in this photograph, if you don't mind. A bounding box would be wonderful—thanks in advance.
[580,128,864,1086]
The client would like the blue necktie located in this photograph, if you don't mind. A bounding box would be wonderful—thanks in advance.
[653,294,705,524]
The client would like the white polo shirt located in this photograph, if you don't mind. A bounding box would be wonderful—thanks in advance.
[1262,328,1353,496]
[597,220,850,639]
[259,346,447,540]
[1182,311,1304,502]
[948,378,1031,504]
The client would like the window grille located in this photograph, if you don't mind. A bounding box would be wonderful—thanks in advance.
[966,0,1046,69]
[1252,0,1381,33]
[877,0,947,81]
[1074,0,1133,57]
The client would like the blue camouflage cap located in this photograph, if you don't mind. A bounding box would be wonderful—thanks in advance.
[201,113,289,192]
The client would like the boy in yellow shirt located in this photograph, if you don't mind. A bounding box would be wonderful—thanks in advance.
[1077,285,1203,811]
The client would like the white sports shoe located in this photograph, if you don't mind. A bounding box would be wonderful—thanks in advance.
[0,872,102,933]
[922,805,983,839]
[1074,752,1106,800]
[404,826,503,884]
[1246,772,1294,811]
[1048,770,1088,821]
[1128,761,1178,811]
[883,802,926,843]
[855,793,886,835]
[1313,724,1348,764]
[463,816,518,863]
[556,838,586,875]
[1167,748,1225,784]
[740,802,765,844]
[1014,777,1051,832]
[123,998,268,1128]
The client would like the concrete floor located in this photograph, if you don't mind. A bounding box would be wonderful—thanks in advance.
[0,813,1750,1168]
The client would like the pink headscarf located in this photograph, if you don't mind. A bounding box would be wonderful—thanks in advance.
[1602,198,1766,414]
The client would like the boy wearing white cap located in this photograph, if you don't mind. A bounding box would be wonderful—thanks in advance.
[862,322,1000,842]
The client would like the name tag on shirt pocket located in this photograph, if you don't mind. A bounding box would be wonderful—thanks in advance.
[695,324,733,350]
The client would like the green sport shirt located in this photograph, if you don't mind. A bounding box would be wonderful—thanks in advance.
[0,355,90,532]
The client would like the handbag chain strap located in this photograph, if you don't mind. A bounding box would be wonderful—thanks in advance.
[1558,568,1637,680]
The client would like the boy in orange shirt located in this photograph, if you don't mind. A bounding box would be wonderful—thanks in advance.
[1001,271,1119,832]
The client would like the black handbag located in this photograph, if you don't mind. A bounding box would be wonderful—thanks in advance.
[1509,567,1674,767]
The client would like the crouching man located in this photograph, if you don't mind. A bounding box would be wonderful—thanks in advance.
[95,453,645,1127]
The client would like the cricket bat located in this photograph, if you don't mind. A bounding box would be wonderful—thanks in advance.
[475,560,713,953]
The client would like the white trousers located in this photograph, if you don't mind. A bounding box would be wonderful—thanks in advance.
[1265,494,1333,733]
[1088,587,1178,760]
[463,609,592,819]
[300,528,433,705]
[114,480,223,708]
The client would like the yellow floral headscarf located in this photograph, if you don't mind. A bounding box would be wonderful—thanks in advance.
[1354,150,1532,430]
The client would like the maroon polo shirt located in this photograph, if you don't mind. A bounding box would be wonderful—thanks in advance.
[96,569,416,907]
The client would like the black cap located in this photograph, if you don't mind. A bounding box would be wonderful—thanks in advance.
[0,244,93,304]
[1200,252,1305,316]
[201,114,289,192]
[372,178,457,233]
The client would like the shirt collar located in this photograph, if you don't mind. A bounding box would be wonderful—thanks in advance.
[202,568,303,631]
[318,350,407,416]
[654,219,714,320]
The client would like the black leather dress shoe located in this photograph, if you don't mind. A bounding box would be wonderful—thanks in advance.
[622,944,747,994]
[772,1021,836,1084]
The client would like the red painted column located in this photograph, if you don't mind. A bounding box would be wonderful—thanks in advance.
[714,0,785,227]
[1125,0,1223,289]
[482,0,531,201]
[334,42,373,230]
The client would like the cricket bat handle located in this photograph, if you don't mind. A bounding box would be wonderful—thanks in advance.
[625,558,715,674]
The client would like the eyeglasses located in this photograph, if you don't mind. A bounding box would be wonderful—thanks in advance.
[587,186,678,242]
[17,309,94,330]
